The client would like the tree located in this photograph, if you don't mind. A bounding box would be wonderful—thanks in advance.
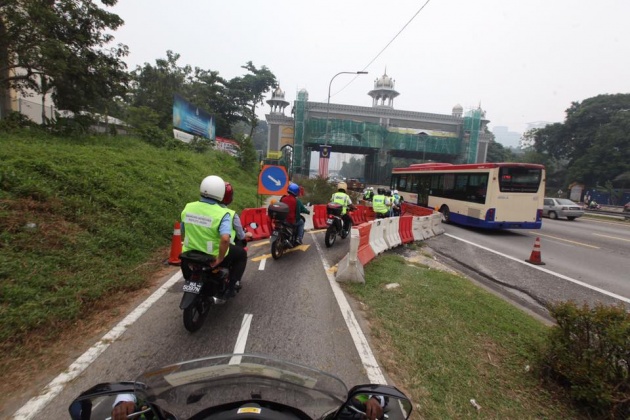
[0,0,129,118]
[228,62,277,140]
[528,94,630,186]
[128,51,191,130]
[234,133,257,172]
[486,141,516,163]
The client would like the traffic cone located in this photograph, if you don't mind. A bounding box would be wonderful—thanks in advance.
[526,237,545,265]
[168,221,182,266]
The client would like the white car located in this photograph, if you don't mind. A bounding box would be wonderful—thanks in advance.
[542,198,585,220]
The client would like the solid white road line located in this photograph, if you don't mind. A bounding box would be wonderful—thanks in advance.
[446,233,630,304]
[259,258,266,271]
[229,314,253,365]
[12,271,183,420]
[311,234,387,384]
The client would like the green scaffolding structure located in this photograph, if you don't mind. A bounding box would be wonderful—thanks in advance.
[304,119,462,154]
[293,90,308,175]
[292,92,476,174]
[462,109,482,164]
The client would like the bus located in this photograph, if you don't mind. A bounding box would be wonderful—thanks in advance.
[391,162,545,229]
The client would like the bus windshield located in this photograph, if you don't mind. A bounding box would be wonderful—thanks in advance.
[498,167,542,193]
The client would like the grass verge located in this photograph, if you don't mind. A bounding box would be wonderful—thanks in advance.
[343,249,584,419]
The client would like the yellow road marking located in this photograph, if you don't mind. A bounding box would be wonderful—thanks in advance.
[593,233,630,243]
[250,244,311,261]
[250,240,269,248]
[529,231,600,249]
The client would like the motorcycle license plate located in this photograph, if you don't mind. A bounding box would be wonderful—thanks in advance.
[326,219,333,225]
[182,281,202,294]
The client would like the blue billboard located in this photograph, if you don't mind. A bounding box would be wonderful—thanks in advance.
[172,93,216,140]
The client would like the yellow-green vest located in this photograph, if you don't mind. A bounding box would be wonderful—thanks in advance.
[332,192,350,215]
[372,195,388,214]
[181,201,230,257]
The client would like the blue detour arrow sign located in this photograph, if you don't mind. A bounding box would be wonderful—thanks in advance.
[258,165,289,195]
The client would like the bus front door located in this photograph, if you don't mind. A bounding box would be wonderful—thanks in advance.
[418,176,431,207]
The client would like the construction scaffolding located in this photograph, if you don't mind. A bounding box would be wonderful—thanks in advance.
[291,92,483,176]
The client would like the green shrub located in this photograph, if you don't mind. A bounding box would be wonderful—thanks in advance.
[299,177,337,205]
[0,112,38,131]
[539,301,630,418]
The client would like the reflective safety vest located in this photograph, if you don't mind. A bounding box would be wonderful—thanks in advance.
[332,192,351,215]
[372,194,388,214]
[225,208,237,244]
[181,201,230,257]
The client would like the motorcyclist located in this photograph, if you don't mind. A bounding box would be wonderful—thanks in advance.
[218,181,253,248]
[391,189,402,216]
[181,175,247,298]
[280,182,310,245]
[330,181,354,234]
[372,188,390,219]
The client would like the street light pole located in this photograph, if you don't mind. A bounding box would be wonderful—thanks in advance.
[324,71,368,146]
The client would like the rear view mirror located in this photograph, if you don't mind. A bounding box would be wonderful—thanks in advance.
[338,384,413,419]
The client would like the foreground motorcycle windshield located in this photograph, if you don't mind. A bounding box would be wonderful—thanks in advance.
[135,354,348,419]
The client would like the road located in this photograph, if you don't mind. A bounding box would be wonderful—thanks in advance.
[12,216,630,418]
[426,216,630,320]
[13,228,380,419]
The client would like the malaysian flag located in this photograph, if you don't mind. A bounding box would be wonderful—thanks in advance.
[319,145,331,178]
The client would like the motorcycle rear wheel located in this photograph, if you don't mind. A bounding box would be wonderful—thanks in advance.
[183,297,210,332]
[325,226,337,247]
[271,238,284,259]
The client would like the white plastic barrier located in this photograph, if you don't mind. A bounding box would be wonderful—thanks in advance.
[421,215,434,239]
[411,216,427,241]
[431,213,445,235]
[303,205,314,231]
[384,217,401,249]
[336,228,365,283]
[368,219,388,254]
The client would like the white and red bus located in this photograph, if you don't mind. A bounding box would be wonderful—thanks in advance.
[391,162,545,229]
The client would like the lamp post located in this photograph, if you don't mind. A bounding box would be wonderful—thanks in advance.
[324,71,368,145]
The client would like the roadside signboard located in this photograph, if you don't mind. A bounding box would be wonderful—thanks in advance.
[258,165,289,195]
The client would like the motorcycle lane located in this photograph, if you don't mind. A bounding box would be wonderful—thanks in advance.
[24,229,376,419]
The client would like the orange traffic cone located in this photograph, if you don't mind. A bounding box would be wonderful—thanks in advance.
[168,221,182,266]
[526,237,545,265]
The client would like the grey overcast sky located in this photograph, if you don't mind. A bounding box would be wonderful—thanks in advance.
[110,0,629,142]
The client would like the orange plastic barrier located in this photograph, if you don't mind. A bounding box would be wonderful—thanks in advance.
[356,222,376,266]
[349,209,362,225]
[354,205,366,224]
[401,202,433,217]
[398,216,414,244]
[312,204,328,229]
[240,208,271,240]
[364,206,376,221]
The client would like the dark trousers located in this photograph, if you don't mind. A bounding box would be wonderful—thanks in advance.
[220,243,247,287]
[342,213,352,231]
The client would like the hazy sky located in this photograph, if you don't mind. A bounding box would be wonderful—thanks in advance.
[110,0,629,144]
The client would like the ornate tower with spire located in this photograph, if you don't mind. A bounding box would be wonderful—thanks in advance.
[368,70,400,108]
[266,86,290,115]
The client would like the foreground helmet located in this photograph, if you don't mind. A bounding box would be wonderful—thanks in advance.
[377,188,385,195]
[393,189,398,195]
[200,175,225,201]
[386,190,392,196]
[222,182,234,205]
[288,182,300,196]
[337,182,347,191]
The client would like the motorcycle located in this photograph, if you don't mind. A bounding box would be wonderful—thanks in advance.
[325,203,355,248]
[268,201,303,260]
[178,251,236,332]
[68,353,413,420]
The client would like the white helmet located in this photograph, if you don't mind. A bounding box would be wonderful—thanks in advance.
[337,181,347,191]
[393,189,398,194]
[200,175,226,201]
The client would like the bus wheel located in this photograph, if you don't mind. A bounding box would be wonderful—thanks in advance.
[439,206,450,223]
